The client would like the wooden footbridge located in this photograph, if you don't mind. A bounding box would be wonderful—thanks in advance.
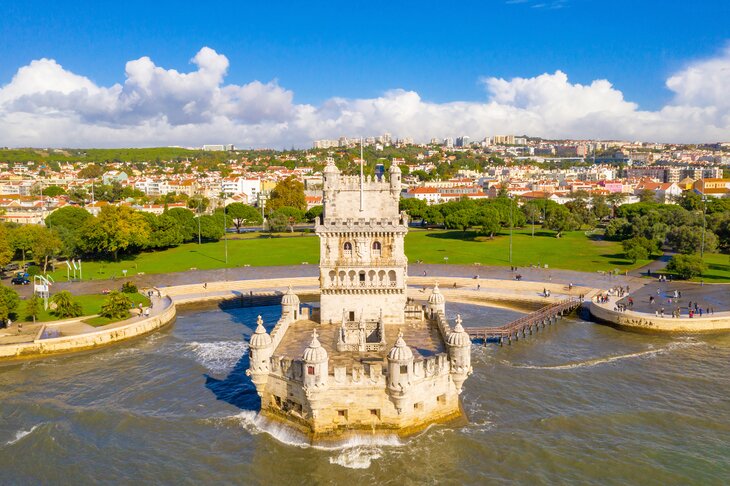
[467,297,582,345]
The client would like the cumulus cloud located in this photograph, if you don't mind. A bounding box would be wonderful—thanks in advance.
[0,45,729,147]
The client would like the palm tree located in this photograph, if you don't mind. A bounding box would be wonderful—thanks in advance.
[51,291,82,318]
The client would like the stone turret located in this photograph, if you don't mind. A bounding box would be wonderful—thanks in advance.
[387,330,413,413]
[427,283,446,317]
[302,329,329,416]
[446,314,472,394]
[389,161,401,194]
[247,315,273,395]
[281,285,300,322]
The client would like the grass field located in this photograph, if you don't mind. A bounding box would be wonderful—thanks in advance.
[692,252,730,283]
[37,229,648,282]
[16,292,149,324]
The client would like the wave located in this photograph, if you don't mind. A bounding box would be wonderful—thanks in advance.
[5,424,42,446]
[223,411,403,469]
[329,446,383,469]
[512,340,704,370]
[184,341,248,374]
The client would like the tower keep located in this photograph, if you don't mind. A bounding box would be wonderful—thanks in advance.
[316,157,408,329]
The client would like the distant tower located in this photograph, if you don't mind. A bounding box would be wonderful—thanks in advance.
[316,157,408,326]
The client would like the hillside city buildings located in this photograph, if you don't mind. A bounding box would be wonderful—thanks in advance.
[1,135,730,225]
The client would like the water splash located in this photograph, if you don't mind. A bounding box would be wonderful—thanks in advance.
[329,446,383,469]
[184,341,248,374]
[512,340,704,370]
[5,424,42,446]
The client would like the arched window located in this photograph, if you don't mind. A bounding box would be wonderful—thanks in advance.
[343,242,352,258]
[372,241,381,257]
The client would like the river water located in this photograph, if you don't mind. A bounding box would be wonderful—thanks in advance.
[1,302,729,485]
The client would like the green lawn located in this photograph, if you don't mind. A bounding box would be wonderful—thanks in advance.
[691,252,730,283]
[16,292,150,324]
[406,229,649,272]
[38,228,648,282]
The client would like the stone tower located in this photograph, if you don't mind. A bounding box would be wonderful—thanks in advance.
[316,158,408,328]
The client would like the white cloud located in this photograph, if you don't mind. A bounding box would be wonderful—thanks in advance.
[0,45,729,147]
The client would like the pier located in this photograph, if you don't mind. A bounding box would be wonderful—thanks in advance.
[468,297,582,345]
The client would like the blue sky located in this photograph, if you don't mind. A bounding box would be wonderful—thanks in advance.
[0,0,729,147]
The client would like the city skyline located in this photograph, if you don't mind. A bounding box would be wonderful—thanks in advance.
[1,1,729,147]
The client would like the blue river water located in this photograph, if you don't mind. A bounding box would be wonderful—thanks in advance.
[1,302,729,485]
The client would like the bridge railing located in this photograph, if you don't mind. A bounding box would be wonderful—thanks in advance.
[467,297,580,338]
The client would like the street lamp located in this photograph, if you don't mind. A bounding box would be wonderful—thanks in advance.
[700,195,707,259]
[509,195,514,265]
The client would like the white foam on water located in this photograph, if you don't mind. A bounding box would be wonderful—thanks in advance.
[329,446,382,469]
[223,411,406,468]
[512,340,704,370]
[184,341,248,374]
[5,424,42,446]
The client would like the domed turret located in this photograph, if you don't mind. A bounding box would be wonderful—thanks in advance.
[427,283,446,316]
[387,330,413,362]
[447,314,472,394]
[303,329,328,364]
[387,330,413,413]
[250,315,272,349]
[446,314,470,348]
[303,329,328,392]
[281,285,300,321]
[246,315,273,396]
[323,156,340,175]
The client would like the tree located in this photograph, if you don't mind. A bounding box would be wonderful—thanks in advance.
[50,290,83,318]
[0,225,13,268]
[31,227,63,272]
[267,176,306,212]
[677,191,702,211]
[475,206,501,238]
[9,225,36,263]
[42,185,67,197]
[445,209,474,232]
[638,189,658,203]
[666,225,718,254]
[79,206,150,260]
[666,254,706,279]
[26,295,42,323]
[0,285,20,324]
[423,205,445,226]
[100,291,133,319]
[165,207,196,242]
[46,206,93,256]
[305,205,323,223]
[544,205,579,238]
[78,164,103,179]
[226,203,263,233]
[591,195,611,220]
[606,192,626,217]
[187,196,210,213]
[622,236,652,263]
[399,198,427,221]
[198,214,224,241]
[141,213,184,249]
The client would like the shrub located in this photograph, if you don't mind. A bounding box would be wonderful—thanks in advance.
[100,291,133,319]
[121,281,138,294]
[666,254,707,279]
[26,265,40,276]
[50,290,83,318]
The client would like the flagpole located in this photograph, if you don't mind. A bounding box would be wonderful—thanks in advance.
[360,137,364,212]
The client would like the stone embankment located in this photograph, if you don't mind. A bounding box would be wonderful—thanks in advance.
[0,295,175,361]
[590,295,730,333]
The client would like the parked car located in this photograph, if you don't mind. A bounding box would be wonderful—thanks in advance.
[11,276,30,285]
[2,263,19,272]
